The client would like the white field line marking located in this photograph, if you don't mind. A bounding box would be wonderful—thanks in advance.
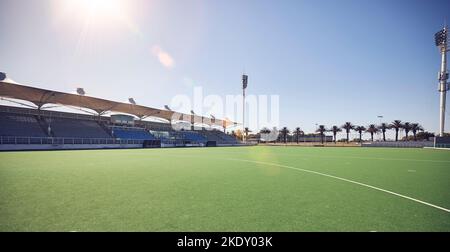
[285,154,450,163]
[142,151,450,213]
[177,146,450,163]
[424,147,450,151]
[198,149,450,163]
[224,157,450,213]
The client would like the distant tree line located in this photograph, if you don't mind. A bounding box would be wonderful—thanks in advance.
[237,120,435,143]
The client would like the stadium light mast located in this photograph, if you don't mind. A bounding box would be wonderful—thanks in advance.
[435,25,450,136]
[75,87,90,115]
[76,88,85,96]
[242,74,248,142]
[128,98,136,105]
[377,115,383,140]
[129,98,144,122]
[190,110,196,131]
[164,105,173,124]
[210,114,215,130]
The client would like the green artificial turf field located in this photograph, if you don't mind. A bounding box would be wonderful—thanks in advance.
[0,146,449,231]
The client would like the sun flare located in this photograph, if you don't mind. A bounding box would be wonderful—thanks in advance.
[59,0,128,20]
[78,0,123,16]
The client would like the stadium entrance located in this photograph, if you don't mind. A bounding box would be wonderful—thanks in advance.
[143,140,161,148]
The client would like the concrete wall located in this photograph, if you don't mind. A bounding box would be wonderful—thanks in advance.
[217,143,256,147]
[0,144,143,151]
[361,141,434,148]
[0,142,252,151]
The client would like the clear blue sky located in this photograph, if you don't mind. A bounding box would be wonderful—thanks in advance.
[0,0,449,139]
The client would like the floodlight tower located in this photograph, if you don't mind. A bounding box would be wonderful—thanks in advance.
[242,74,248,142]
[76,88,85,96]
[435,25,450,136]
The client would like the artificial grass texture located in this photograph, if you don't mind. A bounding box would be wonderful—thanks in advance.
[0,146,449,231]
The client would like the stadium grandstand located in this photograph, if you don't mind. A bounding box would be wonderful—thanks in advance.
[0,79,241,150]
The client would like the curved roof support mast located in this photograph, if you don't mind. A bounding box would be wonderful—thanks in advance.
[35,91,58,119]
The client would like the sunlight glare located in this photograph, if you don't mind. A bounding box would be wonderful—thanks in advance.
[59,0,128,21]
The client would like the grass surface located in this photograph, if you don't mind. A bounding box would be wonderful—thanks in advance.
[0,146,449,231]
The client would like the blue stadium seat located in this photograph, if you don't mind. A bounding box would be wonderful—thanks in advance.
[0,112,47,137]
[45,117,111,138]
[181,131,207,143]
[200,130,238,144]
[112,127,156,140]
[0,108,238,145]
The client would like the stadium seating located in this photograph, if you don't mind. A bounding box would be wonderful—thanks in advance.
[45,117,112,138]
[201,130,238,144]
[0,106,239,147]
[220,132,239,143]
[0,112,47,137]
[111,127,156,140]
[180,131,207,143]
[139,121,173,131]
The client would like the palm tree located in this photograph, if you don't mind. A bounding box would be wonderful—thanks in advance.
[330,125,341,143]
[244,127,251,140]
[280,127,289,144]
[259,127,271,134]
[416,131,434,141]
[402,122,411,141]
[258,127,271,143]
[411,123,424,141]
[390,120,403,142]
[378,123,389,141]
[354,126,366,142]
[294,127,303,144]
[366,124,378,142]
[341,122,354,142]
[316,125,326,144]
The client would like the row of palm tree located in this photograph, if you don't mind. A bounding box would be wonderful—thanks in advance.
[257,120,424,144]
[328,120,424,142]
